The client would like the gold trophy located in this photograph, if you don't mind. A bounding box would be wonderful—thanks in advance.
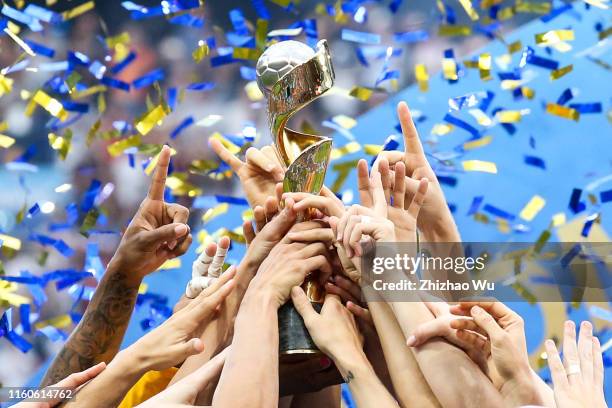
[256,39,335,359]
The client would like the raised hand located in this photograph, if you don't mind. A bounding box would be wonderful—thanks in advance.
[109,145,193,281]
[359,158,428,243]
[130,269,235,370]
[545,321,607,408]
[15,363,106,408]
[210,139,284,208]
[377,102,460,242]
[448,301,542,407]
[186,237,231,298]
[250,221,334,308]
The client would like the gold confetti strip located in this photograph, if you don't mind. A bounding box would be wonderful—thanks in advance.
[0,281,30,306]
[242,209,254,221]
[256,19,268,49]
[244,81,264,101]
[507,40,523,54]
[415,64,429,92]
[34,314,72,329]
[478,53,492,80]
[431,123,454,136]
[519,195,546,221]
[330,159,360,193]
[332,114,357,129]
[546,103,580,121]
[498,6,515,20]
[62,1,95,20]
[135,104,169,136]
[468,109,493,126]
[497,218,510,233]
[535,30,575,45]
[598,26,612,40]
[521,87,535,99]
[349,86,374,101]
[105,32,130,49]
[192,42,210,63]
[0,134,15,149]
[438,25,472,36]
[2,28,35,56]
[552,212,566,226]
[157,258,181,270]
[330,141,361,160]
[166,172,202,197]
[0,233,22,251]
[202,203,229,223]
[364,144,383,155]
[48,129,73,160]
[463,135,492,150]
[458,0,480,20]
[480,0,503,8]
[442,58,458,80]
[550,64,573,80]
[515,0,552,14]
[496,110,522,123]
[0,122,7,132]
[0,75,13,97]
[71,85,107,99]
[188,159,219,175]
[138,283,148,294]
[107,134,142,157]
[210,132,240,154]
[30,90,69,121]
[233,47,262,60]
[462,160,498,174]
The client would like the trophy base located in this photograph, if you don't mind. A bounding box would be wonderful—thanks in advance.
[279,301,322,363]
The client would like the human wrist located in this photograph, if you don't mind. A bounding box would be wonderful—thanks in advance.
[243,280,280,310]
[112,349,149,378]
[501,374,542,407]
[106,256,144,287]
[331,348,372,383]
[420,214,460,243]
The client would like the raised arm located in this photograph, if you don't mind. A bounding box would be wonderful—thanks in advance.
[41,146,192,386]
[66,271,235,408]
[292,288,399,408]
[213,222,333,408]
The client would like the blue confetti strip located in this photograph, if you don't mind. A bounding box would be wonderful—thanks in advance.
[524,155,546,169]
[170,116,194,139]
[393,30,429,43]
[601,189,612,203]
[111,51,137,75]
[568,102,602,113]
[341,29,381,44]
[482,204,516,221]
[568,188,586,213]
[467,196,484,215]
[443,113,480,138]
[133,68,165,89]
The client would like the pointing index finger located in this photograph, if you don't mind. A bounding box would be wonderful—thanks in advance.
[148,145,171,200]
[397,101,425,159]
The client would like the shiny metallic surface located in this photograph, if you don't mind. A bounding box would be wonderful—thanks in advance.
[257,39,336,356]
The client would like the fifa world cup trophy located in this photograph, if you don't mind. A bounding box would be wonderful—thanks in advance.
[256,40,335,360]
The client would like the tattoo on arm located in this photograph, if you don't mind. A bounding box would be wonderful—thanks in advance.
[344,371,355,384]
[41,272,139,386]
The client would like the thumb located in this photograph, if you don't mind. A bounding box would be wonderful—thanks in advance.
[179,338,205,360]
[140,223,189,247]
[291,286,318,326]
[268,198,297,239]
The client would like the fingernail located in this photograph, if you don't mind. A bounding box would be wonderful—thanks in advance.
[320,356,331,369]
[175,224,188,236]
[406,335,416,347]
[545,339,554,348]
[471,306,482,315]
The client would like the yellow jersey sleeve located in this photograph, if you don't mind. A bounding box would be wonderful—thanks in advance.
[118,367,179,408]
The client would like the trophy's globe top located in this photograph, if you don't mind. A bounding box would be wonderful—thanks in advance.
[256,40,315,92]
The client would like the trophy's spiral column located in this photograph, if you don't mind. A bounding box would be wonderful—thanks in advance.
[256,40,335,360]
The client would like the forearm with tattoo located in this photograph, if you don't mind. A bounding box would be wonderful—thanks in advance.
[40,269,139,386]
